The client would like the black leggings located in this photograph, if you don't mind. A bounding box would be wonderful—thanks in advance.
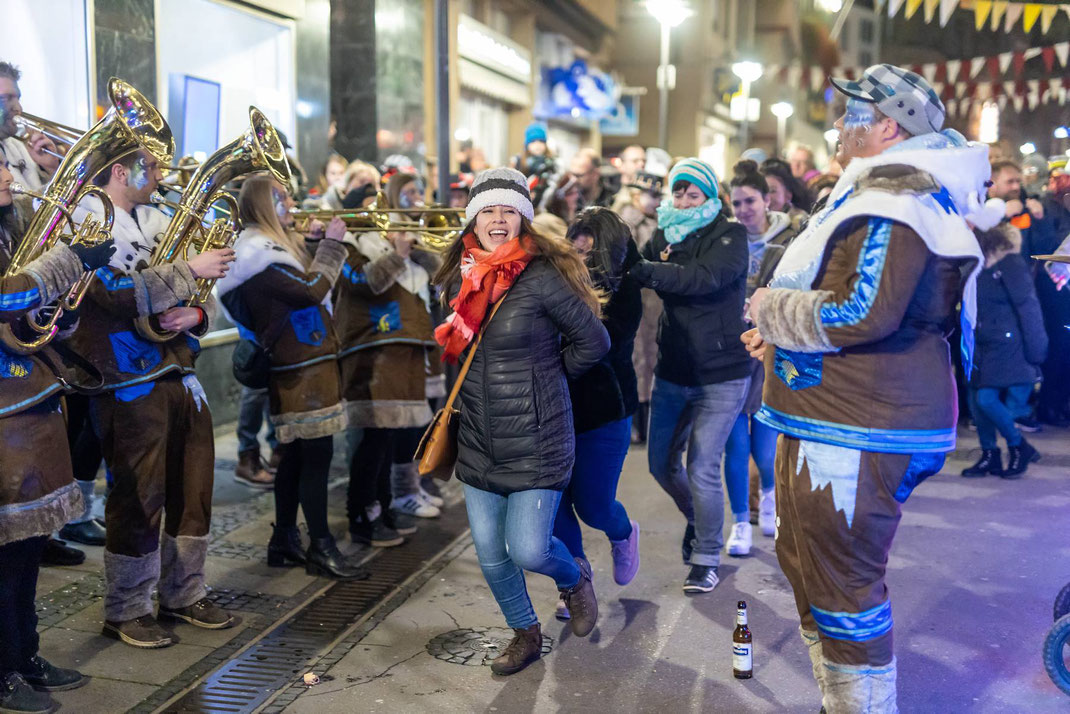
[348,428,397,523]
[0,535,47,673]
[274,436,333,539]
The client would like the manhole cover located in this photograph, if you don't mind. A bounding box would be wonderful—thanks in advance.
[426,627,554,666]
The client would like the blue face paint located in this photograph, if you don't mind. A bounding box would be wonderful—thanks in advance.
[127,157,150,190]
[844,99,877,130]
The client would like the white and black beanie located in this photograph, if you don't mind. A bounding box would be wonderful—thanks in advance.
[464,168,535,224]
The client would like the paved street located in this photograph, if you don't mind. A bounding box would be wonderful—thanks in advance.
[30,424,1070,713]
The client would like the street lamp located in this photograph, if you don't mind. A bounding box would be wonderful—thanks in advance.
[732,60,763,150]
[770,101,794,156]
[1020,142,1037,155]
[647,0,692,151]
[1055,126,1069,139]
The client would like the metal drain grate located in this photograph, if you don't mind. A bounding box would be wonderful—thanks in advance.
[426,627,554,666]
[161,505,470,713]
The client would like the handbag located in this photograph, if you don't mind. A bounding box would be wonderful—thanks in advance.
[414,295,508,481]
[232,314,290,389]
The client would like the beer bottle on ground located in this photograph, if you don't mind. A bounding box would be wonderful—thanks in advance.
[733,600,753,679]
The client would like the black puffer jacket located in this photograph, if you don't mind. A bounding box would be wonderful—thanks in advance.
[454,257,610,494]
[631,213,750,386]
[569,240,642,433]
[972,250,1047,388]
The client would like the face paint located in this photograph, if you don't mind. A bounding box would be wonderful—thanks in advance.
[844,99,877,149]
[127,157,150,190]
[274,195,288,219]
[399,191,414,209]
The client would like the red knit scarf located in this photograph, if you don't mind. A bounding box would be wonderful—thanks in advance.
[434,232,534,363]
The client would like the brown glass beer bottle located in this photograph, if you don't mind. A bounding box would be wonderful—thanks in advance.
[733,600,753,679]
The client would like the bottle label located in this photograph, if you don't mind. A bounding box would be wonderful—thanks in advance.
[736,609,747,624]
[733,643,752,672]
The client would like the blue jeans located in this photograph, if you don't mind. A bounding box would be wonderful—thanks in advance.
[969,384,1031,449]
[724,413,778,519]
[554,417,634,561]
[463,484,581,629]
[648,376,749,567]
[237,386,277,453]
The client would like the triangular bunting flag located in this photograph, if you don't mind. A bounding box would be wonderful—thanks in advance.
[1023,4,1043,32]
[939,0,957,25]
[1041,47,1056,72]
[1012,51,1026,76]
[923,0,939,22]
[788,65,803,88]
[1005,3,1024,32]
[923,63,938,84]
[947,99,957,118]
[970,56,987,78]
[934,82,946,96]
[987,56,1002,80]
[975,0,993,30]
[998,52,1013,75]
[905,0,924,19]
[998,95,1008,111]
[1028,92,1039,110]
[1055,41,1069,68]
[1022,47,1042,61]
[811,66,825,91]
[947,59,962,84]
[990,1,1008,30]
[1041,6,1059,32]
[1049,77,1062,99]
[1027,78,1040,95]
[1012,95,1024,113]
[888,0,908,18]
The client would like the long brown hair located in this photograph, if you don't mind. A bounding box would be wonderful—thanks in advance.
[238,174,311,268]
[433,216,602,317]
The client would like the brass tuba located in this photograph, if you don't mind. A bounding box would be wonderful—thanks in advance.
[0,78,175,354]
[133,107,291,342]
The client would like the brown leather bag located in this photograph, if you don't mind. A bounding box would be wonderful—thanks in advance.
[415,296,508,481]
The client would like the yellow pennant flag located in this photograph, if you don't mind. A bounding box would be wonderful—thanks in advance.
[990,1,1008,30]
[905,0,925,19]
[1022,4,1043,32]
[975,0,993,30]
[923,0,940,22]
[1041,5,1058,33]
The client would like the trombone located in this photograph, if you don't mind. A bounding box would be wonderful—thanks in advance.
[288,206,464,251]
[13,112,84,160]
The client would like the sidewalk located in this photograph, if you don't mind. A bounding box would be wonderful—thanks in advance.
[28,424,1070,713]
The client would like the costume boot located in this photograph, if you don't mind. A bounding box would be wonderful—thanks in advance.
[821,657,897,714]
[267,523,306,566]
[489,624,542,675]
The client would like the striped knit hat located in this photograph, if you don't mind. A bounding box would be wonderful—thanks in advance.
[668,158,720,201]
[465,167,535,224]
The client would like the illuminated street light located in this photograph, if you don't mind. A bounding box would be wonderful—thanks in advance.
[978,102,1000,144]
[1020,142,1037,155]
[1055,126,1069,139]
[817,0,844,11]
[770,102,794,155]
[648,0,693,150]
[731,61,764,149]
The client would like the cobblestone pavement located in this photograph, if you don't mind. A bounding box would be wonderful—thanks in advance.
[30,425,1070,713]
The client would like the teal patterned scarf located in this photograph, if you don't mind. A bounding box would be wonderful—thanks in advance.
[656,197,723,245]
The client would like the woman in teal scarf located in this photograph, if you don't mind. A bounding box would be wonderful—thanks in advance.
[628,158,752,595]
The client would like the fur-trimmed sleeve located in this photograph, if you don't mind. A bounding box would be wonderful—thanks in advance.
[754,288,837,352]
[88,262,198,320]
[0,244,84,321]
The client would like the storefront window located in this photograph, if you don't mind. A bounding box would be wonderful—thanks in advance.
[458,91,509,167]
[375,0,425,167]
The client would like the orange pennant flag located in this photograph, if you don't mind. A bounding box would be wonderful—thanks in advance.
[1022,4,1043,32]
[990,1,1008,30]
[975,1,993,30]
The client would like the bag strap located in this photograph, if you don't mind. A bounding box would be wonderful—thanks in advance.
[441,294,509,412]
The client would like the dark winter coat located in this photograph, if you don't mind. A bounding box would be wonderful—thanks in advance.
[972,232,1048,389]
[630,213,751,386]
[451,257,610,495]
[568,240,642,433]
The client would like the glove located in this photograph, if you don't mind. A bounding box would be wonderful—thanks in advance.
[56,306,80,331]
[628,259,652,285]
[341,184,377,209]
[71,240,116,270]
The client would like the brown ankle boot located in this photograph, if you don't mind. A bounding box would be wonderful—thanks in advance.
[235,450,274,489]
[490,623,542,675]
[560,557,598,637]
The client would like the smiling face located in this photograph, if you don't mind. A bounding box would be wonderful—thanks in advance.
[325,157,346,189]
[731,185,770,234]
[474,204,522,251]
[834,98,899,166]
[572,232,594,260]
[764,174,791,213]
[672,182,707,210]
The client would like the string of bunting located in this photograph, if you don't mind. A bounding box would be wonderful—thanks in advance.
[882,0,1070,34]
[767,42,1070,115]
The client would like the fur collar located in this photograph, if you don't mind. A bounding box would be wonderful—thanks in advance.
[984,224,1022,268]
[348,230,431,307]
[72,194,172,273]
[216,225,304,297]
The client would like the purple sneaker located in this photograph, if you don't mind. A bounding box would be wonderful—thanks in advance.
[609,520,640,586]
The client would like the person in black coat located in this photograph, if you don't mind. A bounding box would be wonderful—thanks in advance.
[963,224,1048,479]
[627,158,751,595]
[551,207,643,622]
[432,168,609,676]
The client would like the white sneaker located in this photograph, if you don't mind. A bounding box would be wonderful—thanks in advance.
[554,593,571,621]
[391,494,440,519]
[726,522,752,557]
[759,490,776,537]
[418,487,444,509]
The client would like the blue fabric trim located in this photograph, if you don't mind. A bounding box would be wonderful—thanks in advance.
[95,268,134,291]
[893,452,946,503]
[755,405,956,453]
[0,287,41,311]
[235,322,259,345]
[819,218,892,328]
[369,301,402,333]
[0,382,63,417]
[822,661,896,676]
[337,337,437,359]
[341,264,367,285]
[269,264,322,288]
[289,306,326,347]
[115,381,155,402]
[810,600,893,642]
[774,348,823,390]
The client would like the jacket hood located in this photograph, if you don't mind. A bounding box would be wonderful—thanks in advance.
[748,211,792,245]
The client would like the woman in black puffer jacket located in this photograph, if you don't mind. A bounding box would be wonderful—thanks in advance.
[432,168,609,676]
[552,208,643,624]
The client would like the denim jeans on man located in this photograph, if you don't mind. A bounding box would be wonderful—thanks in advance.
[463,484,581,628]
[237,386,277,453]
[647,376,749,567]
[969,384,1032,450]
[554,417,633,561]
